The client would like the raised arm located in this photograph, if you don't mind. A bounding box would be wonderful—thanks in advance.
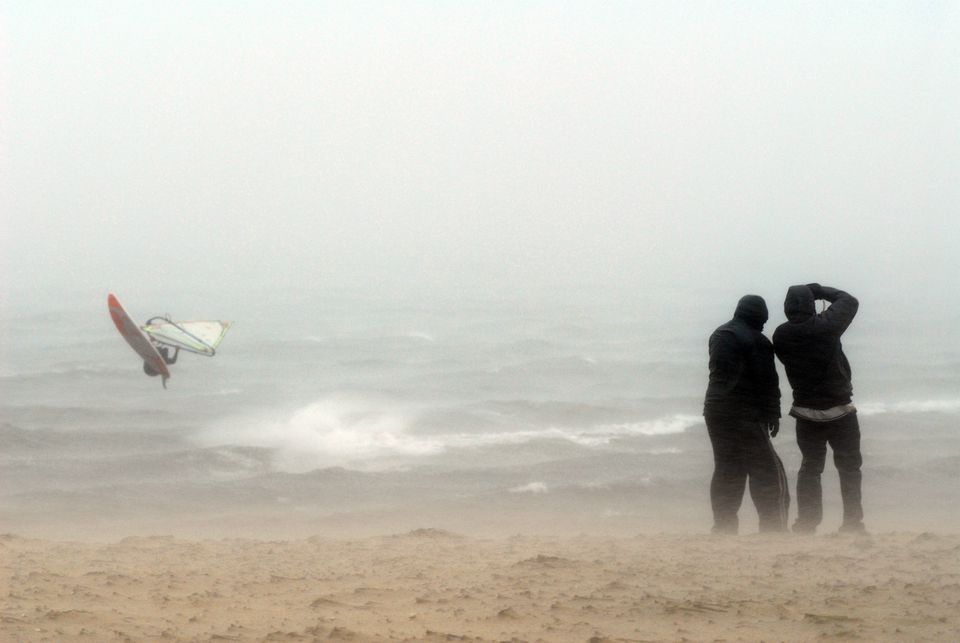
[807,283,858,336]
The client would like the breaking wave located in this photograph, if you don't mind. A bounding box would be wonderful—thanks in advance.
[197,397,433,472]
[858,398,960,415]
[197,397,700,472]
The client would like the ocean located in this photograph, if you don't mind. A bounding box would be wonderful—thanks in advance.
[2,284,958,539]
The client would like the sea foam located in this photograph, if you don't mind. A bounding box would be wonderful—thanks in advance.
[197,397,700,472]
[857,398,960,415]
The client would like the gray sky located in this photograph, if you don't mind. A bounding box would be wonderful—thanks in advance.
[3,1,959,312]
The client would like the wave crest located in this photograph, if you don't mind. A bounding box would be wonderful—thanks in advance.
[858,399,960,415]
[198,398,699,473]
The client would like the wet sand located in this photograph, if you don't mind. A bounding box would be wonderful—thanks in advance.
[3,529,959,642]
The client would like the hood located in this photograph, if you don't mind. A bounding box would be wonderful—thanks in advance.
[733,294,768,331]
[784,285,816,322]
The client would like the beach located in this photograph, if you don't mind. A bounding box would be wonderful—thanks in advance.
[3,293,960,641]
[4,529,959,642]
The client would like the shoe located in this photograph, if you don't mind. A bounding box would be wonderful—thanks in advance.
[839,521,868,534]
[711,524,738,536]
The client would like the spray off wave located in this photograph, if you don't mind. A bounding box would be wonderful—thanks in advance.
[197,397,700,473]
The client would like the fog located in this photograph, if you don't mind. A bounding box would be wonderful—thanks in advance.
[2,2,959,314]
[4,3,960,568]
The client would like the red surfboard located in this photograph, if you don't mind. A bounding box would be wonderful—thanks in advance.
[108,293,170,384]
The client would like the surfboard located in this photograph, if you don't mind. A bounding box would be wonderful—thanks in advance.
[107,293,171,383]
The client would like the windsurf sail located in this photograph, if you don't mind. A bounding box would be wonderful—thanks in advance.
[141,319,231,356]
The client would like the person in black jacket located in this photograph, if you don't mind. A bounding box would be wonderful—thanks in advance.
[703,295,789,534]
[773,283,864,534]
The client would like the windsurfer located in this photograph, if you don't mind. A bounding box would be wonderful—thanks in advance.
[142,345,179,377]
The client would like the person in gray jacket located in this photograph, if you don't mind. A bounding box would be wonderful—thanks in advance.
[773,283,864,534]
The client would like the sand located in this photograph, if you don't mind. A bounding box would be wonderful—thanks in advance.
[3,529,959,642]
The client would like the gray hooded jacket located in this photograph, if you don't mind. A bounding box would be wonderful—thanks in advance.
[772,284,858,410]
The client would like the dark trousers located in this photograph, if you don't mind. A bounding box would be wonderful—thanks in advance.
[705,417,790,534]
[794,413,863,531]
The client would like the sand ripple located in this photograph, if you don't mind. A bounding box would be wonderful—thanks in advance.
[3,531,959,641]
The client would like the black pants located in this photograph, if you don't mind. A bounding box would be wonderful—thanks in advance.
[794,413,863,531]
[705,417,790,534]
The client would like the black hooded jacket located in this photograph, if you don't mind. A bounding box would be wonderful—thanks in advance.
[772,284,858,409]
[703,295,781,422]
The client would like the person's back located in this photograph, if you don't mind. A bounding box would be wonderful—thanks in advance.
[703,310,780,422]
[773,284,858,410]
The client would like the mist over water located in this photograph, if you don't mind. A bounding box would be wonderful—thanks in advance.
[2,282,959,537]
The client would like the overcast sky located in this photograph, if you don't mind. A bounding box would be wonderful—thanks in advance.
[2,1,958,313]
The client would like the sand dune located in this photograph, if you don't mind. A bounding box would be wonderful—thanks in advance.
[3,529,959,642]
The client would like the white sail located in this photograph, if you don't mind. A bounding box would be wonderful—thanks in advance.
[142,320,231,355]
